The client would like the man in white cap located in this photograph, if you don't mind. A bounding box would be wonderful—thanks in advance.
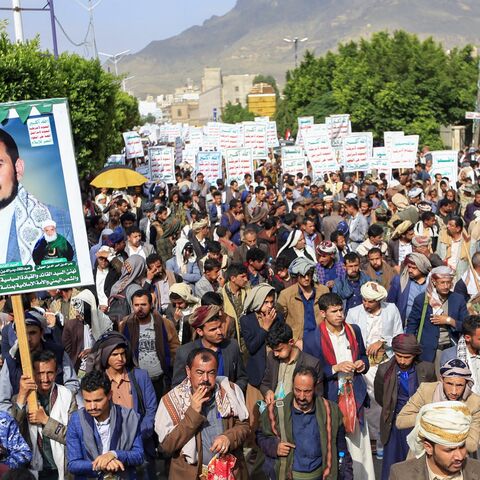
[32,219,75,265]
[346,281,403,458]
[390,401,480,479]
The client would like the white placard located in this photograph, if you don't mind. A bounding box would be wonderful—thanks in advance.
[123,131,144,159]
[149,146,175,183]
[342,132,373,172]
[281,146,306,176]
[225,148,254,183]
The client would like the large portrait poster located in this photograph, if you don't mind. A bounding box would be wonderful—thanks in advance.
[0,98,93,295]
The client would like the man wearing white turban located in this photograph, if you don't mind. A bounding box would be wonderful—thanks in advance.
[390,401,480,479]
[346,281,403,457]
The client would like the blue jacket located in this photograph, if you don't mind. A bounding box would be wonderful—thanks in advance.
[165,256,201,285]
[332,272,370,313]
[209,203,228,224]
[240,312,284,388]
[0,410,31,468]
[406,292,468,362]
[66,407,144,479]
[387,275,414,322]
[128,368,157,457]
[304,323,370,415]
[220,212,242,246]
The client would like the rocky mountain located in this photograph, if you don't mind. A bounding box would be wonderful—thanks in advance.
[119,0,480,97]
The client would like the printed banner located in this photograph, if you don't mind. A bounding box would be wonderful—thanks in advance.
[342,132,373,172]
[196,151,222,183]
[105,154,125,167]
[243,122,267,158]
[304,135,338,177]
[0,98,93,295]
[326,114,351,149]
[386,134,419,169]
[219,124,241,150]
[123,131,143,159]
[430,150,458,187]
[149,146,175,183]
[281,146,306,176]
[225,148,253,183]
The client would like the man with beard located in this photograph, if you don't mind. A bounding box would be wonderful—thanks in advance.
[0,128,73,266]
[119,289,179,401]
[390,401,480,480]
[374,334,435,480]
[156,348,250,479]
[171,305,247,391]
[257,367,353,480]
[31,219,74,265]
[315,240,345,290]
[387,253,431,324]
[365,247,396,290]
[66,370,144,478]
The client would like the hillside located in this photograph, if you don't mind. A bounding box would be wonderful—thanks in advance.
[119,0,480,97]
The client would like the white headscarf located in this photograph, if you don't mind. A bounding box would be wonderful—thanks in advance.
[71,289,112,340]
[406,400,472,458]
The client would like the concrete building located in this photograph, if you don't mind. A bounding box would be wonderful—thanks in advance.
[222,73,257,107]
[170,100,200,126]
[247,83,277,118]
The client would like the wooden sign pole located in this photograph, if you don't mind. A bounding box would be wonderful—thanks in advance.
[11,294,37,412]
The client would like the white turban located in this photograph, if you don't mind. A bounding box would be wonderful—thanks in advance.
[360,281,387,302]
[42,219,56,229]
[406,401,472,458]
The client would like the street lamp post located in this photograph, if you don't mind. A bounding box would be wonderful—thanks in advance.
[122,75,135,93]
[283,36,308,68]
[98,49,130,76]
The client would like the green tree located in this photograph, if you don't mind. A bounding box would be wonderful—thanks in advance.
[221,101,254,123]
[277,31,477,146]
[140,113,156,124]
[0,33,140,177]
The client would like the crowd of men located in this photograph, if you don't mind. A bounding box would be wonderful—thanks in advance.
[1,146,480,479]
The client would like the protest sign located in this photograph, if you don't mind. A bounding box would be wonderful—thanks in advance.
[281,146,306,176]
[371,147,391,180]
[225,148,253,183]
[165,123,182,142]
[105,154,125,166]
[296,116,315,146]
[342,132,373,172]
[304,135,338,177]
[135,159,151,180]
[243,121,267,158]
[175,137,183,165]
[0,98,93,295]
[196,151,222,183]
[182,147,198,170]
[219,124,241,150]
[430,150,458,187]
[149,146,175,183]
[188,127,204,148]
[326,114,351,149]
[123,131,143,159]
[267,121,280,148]
[386,134,419,169]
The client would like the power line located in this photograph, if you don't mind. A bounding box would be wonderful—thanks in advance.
[54,15,88,47]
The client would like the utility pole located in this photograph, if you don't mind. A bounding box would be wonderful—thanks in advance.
[47,0,58,59]
[283,36,308,68]
[12,0,24,42]
[473,54,480,147]
[98,50,131,76]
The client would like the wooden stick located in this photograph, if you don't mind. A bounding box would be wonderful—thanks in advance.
[12,295,37,412]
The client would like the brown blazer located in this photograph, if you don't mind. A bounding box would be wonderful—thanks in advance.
[62,318,85,372]
[159,405,249,480]
[277,283,329,341]
[389,456,480,480]
[260,349,324,398]
[374,358,436,445]
[365,260,397,291]
[396,381,480,453]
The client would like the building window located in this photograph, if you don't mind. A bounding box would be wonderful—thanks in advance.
[235,86,239,92]
[236,98,240,104]
[177,109,182,117]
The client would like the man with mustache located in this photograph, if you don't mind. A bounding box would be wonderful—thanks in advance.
[257,366,353,480]
[0,128,73,266]
[156,348,250,479]
[32,220,74,265]
[66,370,144,479]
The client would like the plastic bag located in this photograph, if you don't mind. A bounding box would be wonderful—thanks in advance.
[338,378,357,434]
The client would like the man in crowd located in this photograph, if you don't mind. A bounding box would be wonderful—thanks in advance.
[388,220,414,268]
[346,281,403,457]
[66,370,144,478]
[315,241,345,290]
[156,348,249,479]
[194,258,222,298]
[332,252,370,313]
[303,293,374,479]
[406,266,468,364]
[32,219,75,265]
[387,252,431,324]
[390,401,480,480]
[277,257,329,345]
[374,334,436,479]
[396,358,480,453]
[125,226,155,260]
[356,224,388,259]
[119,290,180,401]
[257,366,353,480]
[172,305,248,391]
[365,247,396,290]
[233,229,268,264]
[13,350,77,480]
[345,199,368,251]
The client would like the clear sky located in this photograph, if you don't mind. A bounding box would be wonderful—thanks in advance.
[2,0,236,58]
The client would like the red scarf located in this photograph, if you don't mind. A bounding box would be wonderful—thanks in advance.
[319,321,359,365]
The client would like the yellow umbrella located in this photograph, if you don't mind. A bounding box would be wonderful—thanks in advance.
[90,167,148,189]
